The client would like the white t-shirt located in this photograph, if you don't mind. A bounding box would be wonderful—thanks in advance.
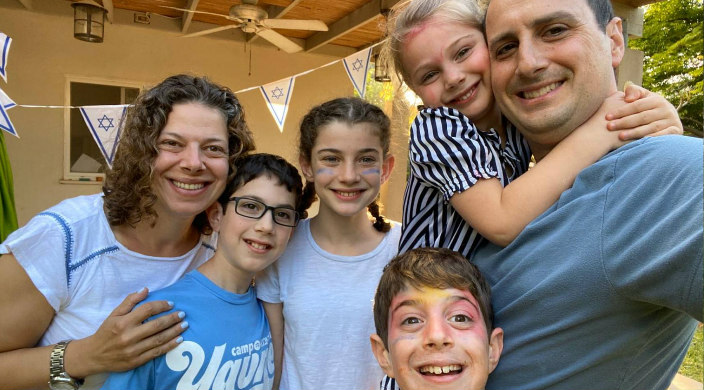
[0,194,215,390]
[256,218,401,390]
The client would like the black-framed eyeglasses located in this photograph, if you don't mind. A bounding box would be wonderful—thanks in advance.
[229,197,300,227]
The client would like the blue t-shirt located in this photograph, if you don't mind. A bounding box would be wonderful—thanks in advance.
[102,270,274,390]
[472,136,703,390]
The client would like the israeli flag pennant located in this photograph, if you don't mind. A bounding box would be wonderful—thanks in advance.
[0,87,17,137]
[342,47,372,98]
[0,86,15,110]
[79,105,128,168]
[0,32,11,83]
[260,77,295,133]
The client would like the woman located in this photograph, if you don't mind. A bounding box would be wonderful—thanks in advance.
[0,74,255,390]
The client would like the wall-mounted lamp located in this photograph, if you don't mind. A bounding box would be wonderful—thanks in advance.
[72,0,106,43]
[373,54,391,82]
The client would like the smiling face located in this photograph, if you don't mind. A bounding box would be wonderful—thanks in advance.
[208,175,295,288]
[300,121,394,219]
[400,16,499,131]
[150,102,230,222]
[485,0,624,158]
[371,286,503,390]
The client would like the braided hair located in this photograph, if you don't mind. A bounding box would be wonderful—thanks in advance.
[299,97,392,232]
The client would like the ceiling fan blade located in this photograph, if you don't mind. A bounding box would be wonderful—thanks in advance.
[160,5,230,19]
[182,24,240,38]
[261,19,328,31]
[256,29,303,53]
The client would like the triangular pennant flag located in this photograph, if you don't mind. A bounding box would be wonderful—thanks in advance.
[0,33,11,83]
[79,105,128,168]
[260,77,295,133]
[0,86,15,110]
[342,47,372,98]
[0,87,17,137]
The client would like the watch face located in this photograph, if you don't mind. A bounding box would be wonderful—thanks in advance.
[49,383,77,390]
[49,377,78,390]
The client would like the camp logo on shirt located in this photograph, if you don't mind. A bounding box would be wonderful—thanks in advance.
[165,335,274,390]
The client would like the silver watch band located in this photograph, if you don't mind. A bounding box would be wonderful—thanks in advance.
[48,340,84,390]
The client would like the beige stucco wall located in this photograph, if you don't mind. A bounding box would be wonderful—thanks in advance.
[0,1,411,225]
[614,2,646,88]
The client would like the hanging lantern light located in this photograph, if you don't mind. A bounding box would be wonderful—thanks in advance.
[373,53,392,83]
[72,0,106,43]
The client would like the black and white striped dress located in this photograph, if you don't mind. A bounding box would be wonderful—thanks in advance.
[381,107,531,390]
[399,106,531,260]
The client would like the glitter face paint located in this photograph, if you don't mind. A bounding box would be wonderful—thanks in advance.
[383,286,502,390]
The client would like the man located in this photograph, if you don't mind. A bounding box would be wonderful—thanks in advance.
[470,0,704,389]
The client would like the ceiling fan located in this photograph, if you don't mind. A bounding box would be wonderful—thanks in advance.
[167,0,328,53]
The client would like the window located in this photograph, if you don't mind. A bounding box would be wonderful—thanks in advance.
[63,76,141,181]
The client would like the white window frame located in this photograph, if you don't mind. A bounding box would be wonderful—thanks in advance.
[63,75,144,182]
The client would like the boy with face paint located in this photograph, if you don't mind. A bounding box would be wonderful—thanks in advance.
[370,247,503,390]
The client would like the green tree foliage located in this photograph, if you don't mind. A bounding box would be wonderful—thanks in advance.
[357,63,396,107]
[630,0,703,136]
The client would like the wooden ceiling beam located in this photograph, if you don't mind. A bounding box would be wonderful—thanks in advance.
[181,0,200,33]
[304,0,402,52]
[15,0,31,10]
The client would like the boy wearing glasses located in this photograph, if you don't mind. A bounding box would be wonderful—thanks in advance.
[102,154,307,390]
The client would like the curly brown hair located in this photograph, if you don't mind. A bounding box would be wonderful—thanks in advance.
[299,97,392,232]
[103,74,255,233]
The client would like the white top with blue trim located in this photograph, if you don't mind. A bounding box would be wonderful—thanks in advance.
[0,194,215,390]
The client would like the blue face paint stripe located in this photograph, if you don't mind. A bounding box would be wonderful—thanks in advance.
[316,168,335,175]
[362,168,381,175]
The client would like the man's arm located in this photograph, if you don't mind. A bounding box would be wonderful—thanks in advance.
[601,135,703,320]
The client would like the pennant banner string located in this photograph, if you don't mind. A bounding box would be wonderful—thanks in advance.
[12,104,127,109]
[1,41,384,110]
[236,41,382,94]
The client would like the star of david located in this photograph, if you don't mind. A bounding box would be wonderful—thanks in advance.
[270,87,284,100]
[97,114,115,132]
[352,58,364,72]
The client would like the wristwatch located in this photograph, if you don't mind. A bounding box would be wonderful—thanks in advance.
[48,340,84,390]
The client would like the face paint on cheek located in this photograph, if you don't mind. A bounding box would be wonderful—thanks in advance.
[390,334,416,347]
[424,90,440,107]
[316,168,335,176]
[362,168,381,176]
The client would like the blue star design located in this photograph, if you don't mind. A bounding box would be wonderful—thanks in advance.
[270,87,284,100]
[352,58,363,72]
[97,114,115,132]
